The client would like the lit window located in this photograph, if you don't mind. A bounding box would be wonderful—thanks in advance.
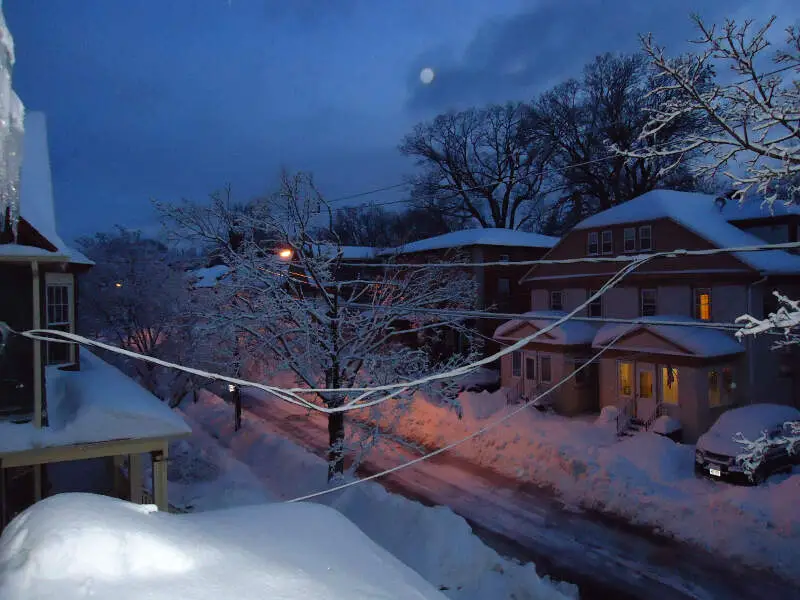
[587,232,599,256]
[588,289,602,318]
[601,230,613,255]
[512,351,522,377]
[550,290,564,311]
[639,225,652,251]
[695,289,712,321]
[661,366,679,405]
[540,355,552,383]
[640,289,657,317]
[623,228,636,252]
[618,361,633,396]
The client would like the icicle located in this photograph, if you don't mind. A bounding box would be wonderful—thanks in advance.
[6,89,22,239]
[0,1,16,237]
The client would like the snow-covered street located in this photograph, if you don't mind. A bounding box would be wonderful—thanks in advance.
[184,389,798,600]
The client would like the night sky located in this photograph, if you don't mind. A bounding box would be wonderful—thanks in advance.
[5,0,789,241]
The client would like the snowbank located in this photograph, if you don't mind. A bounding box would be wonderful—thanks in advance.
[182,392,577,600]
[0,493,445,600]
[372,390,800,582]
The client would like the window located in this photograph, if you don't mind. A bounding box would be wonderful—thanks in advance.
[601,230,613,255]
[640,288,657,317]
[588,289,602,318]
[618,361,633,396]
[623,228,636,252]
[497,278,510,298]
[512,351,522,377]
[708,368,735,407]
[525,357,536,381]
[694,288,712,321]
[550,290,564,311]
[587,231,599,256]
[540,355,552,383]
[639,225,652,251]
[45,274,75,365]
[499,254,510,263]
[661,366,679,405]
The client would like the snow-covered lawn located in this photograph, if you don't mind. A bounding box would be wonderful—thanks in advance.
[368,388,800,582]
[0,493,446,600]
[179,392,578,600]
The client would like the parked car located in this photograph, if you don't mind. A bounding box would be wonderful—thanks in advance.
[695,404,800,485]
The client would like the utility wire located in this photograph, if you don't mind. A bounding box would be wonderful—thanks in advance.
[285,330,627,503]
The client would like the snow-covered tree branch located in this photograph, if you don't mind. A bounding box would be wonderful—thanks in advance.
[160,172,480,481]
[734,421,800,481]
[735,291,800,347]
[621,15,800,207]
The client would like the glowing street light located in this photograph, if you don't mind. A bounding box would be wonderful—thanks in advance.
[278,248,293,260]
[114,282,123,288]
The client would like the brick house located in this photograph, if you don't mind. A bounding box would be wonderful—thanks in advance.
[496,190,800,441]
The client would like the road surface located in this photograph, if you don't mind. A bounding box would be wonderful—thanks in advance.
[229,390,798,600]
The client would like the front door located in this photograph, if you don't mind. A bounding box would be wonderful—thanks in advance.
[636,363,656,420]
[523,353,537,400]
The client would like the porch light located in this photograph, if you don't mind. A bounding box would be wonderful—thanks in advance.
[228,383,236,393]
[278,248,293,260]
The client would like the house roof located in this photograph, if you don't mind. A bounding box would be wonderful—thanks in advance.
[494,310,600,346]
[571,189,800,274]
[19,112,93,266]
[188,264,231,288]
[592,316,745,358]
[0,349,191,456]
[393,228,558,255]
[720,199,800,221]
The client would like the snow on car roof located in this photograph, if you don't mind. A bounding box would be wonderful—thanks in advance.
[572,190,800,274]
[0,493,446,600]
[710,403,800,439]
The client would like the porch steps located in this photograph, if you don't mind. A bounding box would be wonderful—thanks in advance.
[618,417,645,438]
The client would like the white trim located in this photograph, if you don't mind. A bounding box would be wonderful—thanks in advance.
[639,225,653,251]
[587,231,599,256]
[601,230,613,255]
[32,261,42,429]
[44,272,76,365]
[623,227,636,253]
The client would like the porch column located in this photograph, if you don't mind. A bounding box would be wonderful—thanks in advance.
[151,444,168,512]
[128,453,143,504]
[112,455,126,499]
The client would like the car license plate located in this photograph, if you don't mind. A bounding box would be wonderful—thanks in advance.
[709,467,722,477]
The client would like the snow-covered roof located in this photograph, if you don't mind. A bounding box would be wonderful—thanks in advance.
[572,190,800,274]
[0,493,446,600]
[721,199,800,221]
[494,311,600,345]
[697,403,800,456]
[394,228,558,254]
[19,112,93,266]
[0,243,69,260]
[592,316,744,358]
[0,349,190,455]
[188,264,230,288]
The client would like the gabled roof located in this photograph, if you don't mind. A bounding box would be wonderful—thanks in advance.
[592,316,744,358]
[393,228,558,255]
[571,190,800,274]
[720,199,800,221]
[19,112,93,265]
[494,310,600,346]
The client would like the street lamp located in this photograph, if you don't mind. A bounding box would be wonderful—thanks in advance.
[277,248,293,260]
[114,282,123,288]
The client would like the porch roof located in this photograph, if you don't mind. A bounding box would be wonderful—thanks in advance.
[592,316,745,358]
[494,311,600,346]
[0,349,190,459]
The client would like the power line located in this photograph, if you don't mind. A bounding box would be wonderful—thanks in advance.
[285,330,627,503]
[339,240,800,269]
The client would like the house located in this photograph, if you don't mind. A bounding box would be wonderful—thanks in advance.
[0,111,191,530]
[390,228,558,355]
[497,190,800,442]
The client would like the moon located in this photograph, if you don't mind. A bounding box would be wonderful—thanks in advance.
[419,67,435,85]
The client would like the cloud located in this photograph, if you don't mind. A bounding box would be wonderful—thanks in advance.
[405,0,749,113]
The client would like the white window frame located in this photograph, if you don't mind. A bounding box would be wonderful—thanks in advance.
[601,230,613,255]
[640,288,657,317]
[587,288,602,318]
[639,225,653,251]
[587,231,599,256]
[623,228,636,252]
[45,272,76,365]
[550,290,564,311]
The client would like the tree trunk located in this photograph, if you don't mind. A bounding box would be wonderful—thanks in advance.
[327,410,345,480]
[326,290,345,481]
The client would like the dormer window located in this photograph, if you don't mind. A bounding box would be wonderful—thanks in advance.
[601,230,613,255]
[639,225,652,251]
[623,228,636,252]
[587,232,598,256]
[45,273,76,365]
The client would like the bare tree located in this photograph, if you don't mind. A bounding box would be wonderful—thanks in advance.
[328,203,454,248]
[400,103,552,230]
[625,16,800,206]
[529,53,703,228]
[78,228,197,406]
[161,172,479,481]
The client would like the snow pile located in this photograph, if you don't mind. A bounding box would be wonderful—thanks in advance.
[188,264,230,288]
[0,493,446,600]
[373,390,800,582]
[0,349,190,454]
[181,392,578,600]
